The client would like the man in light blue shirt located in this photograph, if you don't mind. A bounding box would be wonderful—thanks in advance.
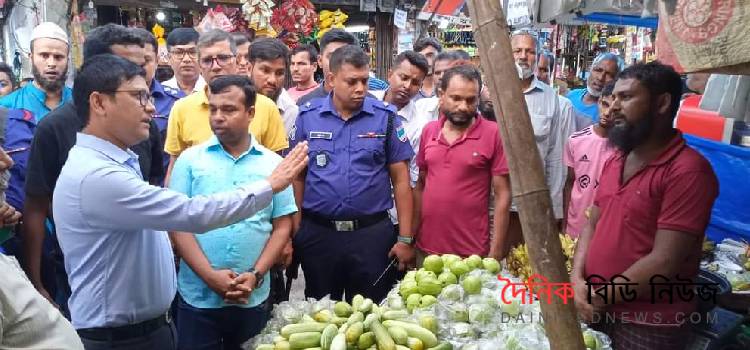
[52,55,308,350]
[0,22,72,120]
[567,52,623,129]
[169,75,297,349]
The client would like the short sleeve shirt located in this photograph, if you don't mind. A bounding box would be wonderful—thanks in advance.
[293,95,413,218]
[562,126,616,237]
[416,116,509,257]
[165,88,288,156]
[0,83,73,121]
[567,88,599,125]
[585,132,718,325]
[2,109,36,211]
[169,135,296,308]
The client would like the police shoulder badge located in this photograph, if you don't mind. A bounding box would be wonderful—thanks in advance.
[396,125,408,142]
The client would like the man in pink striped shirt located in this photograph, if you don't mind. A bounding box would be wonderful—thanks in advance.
[563,83,617,237]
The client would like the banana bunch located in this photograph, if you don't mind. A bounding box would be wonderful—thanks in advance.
[703,238,715,254]
[317,9,348,39]
[506,234,578,281]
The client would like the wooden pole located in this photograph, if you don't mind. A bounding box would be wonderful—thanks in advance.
[465,1,585,349]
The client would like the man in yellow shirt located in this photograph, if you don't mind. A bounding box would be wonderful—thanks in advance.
[165,29,287,181]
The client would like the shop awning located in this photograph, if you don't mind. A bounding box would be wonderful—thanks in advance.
[530,0,658,27]
[576,12,658,29]
[420,0,466,16]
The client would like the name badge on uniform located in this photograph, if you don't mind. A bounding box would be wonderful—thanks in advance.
[309,131,333,140]
[316,153,327,167]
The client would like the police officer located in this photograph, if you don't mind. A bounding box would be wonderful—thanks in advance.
[291,45,416,302]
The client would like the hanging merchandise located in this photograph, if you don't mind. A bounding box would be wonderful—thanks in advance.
[271,0,318,48]
[196,7,233,33]
[227,6,250,34]
[242,0,276,37]
[317,9,348,41]
[152,23,170,65]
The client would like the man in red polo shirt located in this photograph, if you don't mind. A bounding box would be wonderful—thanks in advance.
[413,65,511,261]
[571,62,718,350]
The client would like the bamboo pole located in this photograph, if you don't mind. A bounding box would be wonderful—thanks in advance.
[465,1,585,349]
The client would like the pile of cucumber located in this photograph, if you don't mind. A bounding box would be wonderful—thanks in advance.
[254,294,450,350]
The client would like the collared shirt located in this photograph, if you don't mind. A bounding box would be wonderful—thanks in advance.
[412,88,436,102]
[521,77,575,219]
[2,109,36,211]
[162,75,206,95]
[414,97,440,122]
[567,88,600,128]
[53,133,274,328]
[170,135,297,309]
[276,89,299,138]
[151,79,184,176]
[0,83,73,121]
[25,102,163,197]
[585,132,718,325]
[292,95,413,218]
[165,87,288,156]
[416,116,509,257]
[370,90,430,186]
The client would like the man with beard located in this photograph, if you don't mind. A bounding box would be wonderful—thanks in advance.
[414,51,465,121]
[567,52,622,128]
[413,65,511,261]
[370,51,429,230]
[0,22,71,121]
[163,28,205,95]
[562,82,617,238]
[21,23,164,314]
[501,30,575,258]
[572,62,718,350]
[291,45,415,302]
[412,37,442,101]
[248,38,299,138]
[165,30,288,182]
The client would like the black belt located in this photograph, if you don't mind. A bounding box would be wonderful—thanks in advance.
[77,312,171,341]
[303,211,388,231]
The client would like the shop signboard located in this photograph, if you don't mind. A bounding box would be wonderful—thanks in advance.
[506,0,531,27]
[379,0,396,12]
[394,8,407,29]
[361,0,377,12]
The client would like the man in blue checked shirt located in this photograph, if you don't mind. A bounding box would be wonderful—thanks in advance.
[53,55,308,350]
[169,75,297,349]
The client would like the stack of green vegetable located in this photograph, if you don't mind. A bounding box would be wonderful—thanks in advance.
[247,254,612,350]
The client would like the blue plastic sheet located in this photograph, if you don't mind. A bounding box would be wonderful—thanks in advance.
[685,134,750,242]
[577,12,659,29]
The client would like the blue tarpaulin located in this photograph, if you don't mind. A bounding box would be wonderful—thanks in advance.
[685,134,750,242]
[577,12,658,29]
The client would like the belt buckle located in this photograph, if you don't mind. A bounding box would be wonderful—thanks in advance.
[334,220,355,232]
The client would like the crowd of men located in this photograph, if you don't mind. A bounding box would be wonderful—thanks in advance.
[0,21,718,350]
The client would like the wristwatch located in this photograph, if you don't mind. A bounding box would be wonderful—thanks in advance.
[247,267,265,288]
[397,235,415,246]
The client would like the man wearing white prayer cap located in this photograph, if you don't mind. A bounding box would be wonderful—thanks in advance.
[0,22,72,121]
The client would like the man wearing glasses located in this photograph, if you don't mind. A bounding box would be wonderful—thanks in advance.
[165,29,287,183]
[163,28,205,96]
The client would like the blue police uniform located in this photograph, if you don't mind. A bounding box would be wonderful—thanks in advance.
[3,109,36,212]
[151,80,184,180]
[291,94,413,302]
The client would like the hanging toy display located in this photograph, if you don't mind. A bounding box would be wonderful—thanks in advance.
[241,0,276,38]
[152,23,169,65]
[271,0,317,48]
[317,9,348,41]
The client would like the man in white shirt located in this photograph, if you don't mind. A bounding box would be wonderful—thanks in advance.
[163,28,206,95]
[414,51,464,122]
[499,30,576,258]
[248,38,299,140]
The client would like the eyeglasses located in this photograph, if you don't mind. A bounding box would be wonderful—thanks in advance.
[108,90,154,108]
[199,54,236,68]
[170,49,198,59]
